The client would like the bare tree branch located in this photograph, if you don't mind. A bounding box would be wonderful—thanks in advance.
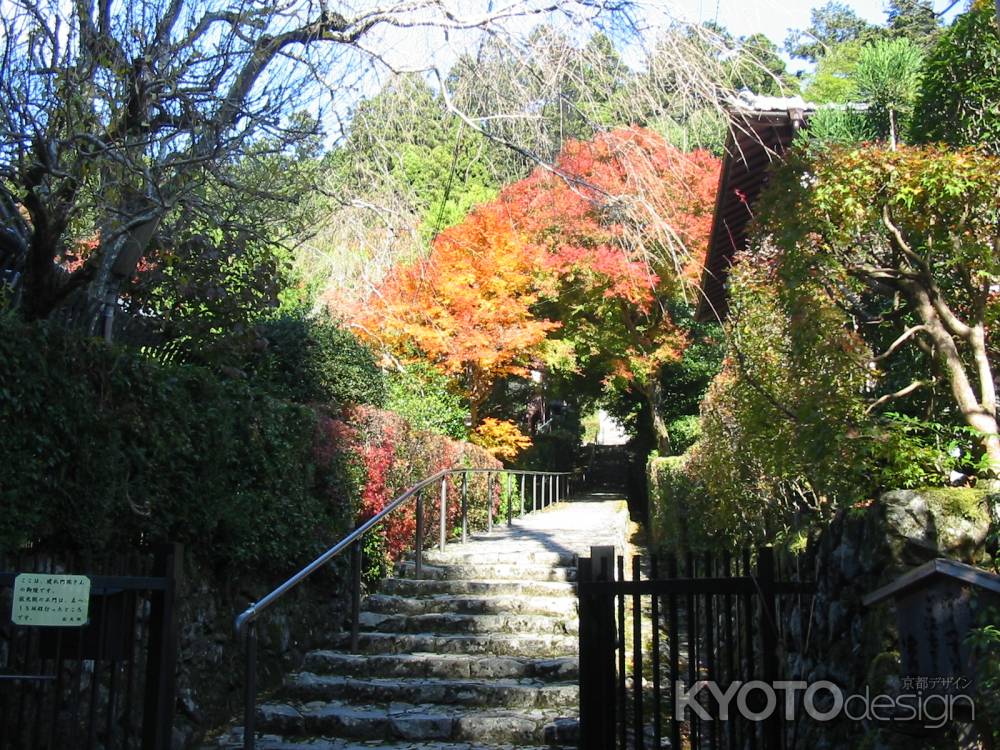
[865,379,930,414]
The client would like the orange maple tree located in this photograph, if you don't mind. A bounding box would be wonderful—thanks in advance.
[351,127,719,450]
[351,202,558,425]
[498,127,720,449]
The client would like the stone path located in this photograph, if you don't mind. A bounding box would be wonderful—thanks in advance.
[215,492,630,750]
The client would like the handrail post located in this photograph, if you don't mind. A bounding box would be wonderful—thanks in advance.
[350,540,362,652]
[243,620,258,750]
[487,472,494,533]
[461,472,468,543]
[556,475,560,502]
[520,474,525,517]
[415,490,424,577]
[532,474,537,511]
[507,472,513,526]
[439,477,447,553]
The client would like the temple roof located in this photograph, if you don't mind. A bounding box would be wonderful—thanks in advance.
[695,93,817,322]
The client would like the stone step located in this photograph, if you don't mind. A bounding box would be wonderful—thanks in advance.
[330,631,577,658]
[379,577,575,599]
[301,651,578,681]
[283,674,579,709]
[256,701,579,746]
[397,562,576,582]
[358,611,578,637]
[421,548,575,567]
[365,593,578,618]
[213,734,576,750]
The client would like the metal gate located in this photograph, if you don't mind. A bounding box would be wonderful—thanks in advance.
[577,546,813,750]
[0,543,181,750]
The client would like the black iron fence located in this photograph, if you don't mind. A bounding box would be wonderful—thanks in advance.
[578,546,813,750]
[0,543,181,750]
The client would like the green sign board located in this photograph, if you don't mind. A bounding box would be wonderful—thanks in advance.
[12,573,91,627]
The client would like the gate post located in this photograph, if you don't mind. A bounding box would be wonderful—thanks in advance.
[757,546,781,750]
[578,545,616,750]
[143,543,182,750]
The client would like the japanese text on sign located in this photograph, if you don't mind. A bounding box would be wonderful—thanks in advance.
[12,573,90,626]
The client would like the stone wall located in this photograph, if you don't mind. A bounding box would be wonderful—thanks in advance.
[171,553,353,749]
[779,487,994,750]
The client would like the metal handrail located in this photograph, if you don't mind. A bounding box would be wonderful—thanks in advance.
[234,465,577,750]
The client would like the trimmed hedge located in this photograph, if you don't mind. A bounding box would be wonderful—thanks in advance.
[647,453,719,554]
[250,312,387,408]
[0,317,358,570]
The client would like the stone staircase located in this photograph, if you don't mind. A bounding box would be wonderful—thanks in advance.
[215,496,629,750]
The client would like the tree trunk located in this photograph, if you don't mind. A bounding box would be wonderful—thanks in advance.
[904,282,1000,481]
[643,378,672,455]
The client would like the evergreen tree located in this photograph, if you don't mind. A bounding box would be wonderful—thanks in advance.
[886,0,940,45]
[855,38,925,145]
[912,1,1000,153]
[785,2,878,62]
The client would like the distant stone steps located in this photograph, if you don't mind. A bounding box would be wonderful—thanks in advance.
[395,562,576,582]
[378,577,575,599]
[363,593,577,618]
[421,548,576,567]
[357,611,578,637]
[328,631,578,658]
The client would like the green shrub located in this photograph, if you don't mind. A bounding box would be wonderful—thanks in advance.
[251,312,386,407]
[685,259,872,548]
[795,108,874,153]
[0,317,358,570]
[867,412,989,489]
[967,606,1000,744]
[647,453,720,554]
[386,363,468,439]
[666,415,701,455]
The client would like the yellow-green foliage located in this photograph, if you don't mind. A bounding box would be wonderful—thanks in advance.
[685,258,871,547]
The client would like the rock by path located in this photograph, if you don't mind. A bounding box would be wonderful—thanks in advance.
[213,492,630,750]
